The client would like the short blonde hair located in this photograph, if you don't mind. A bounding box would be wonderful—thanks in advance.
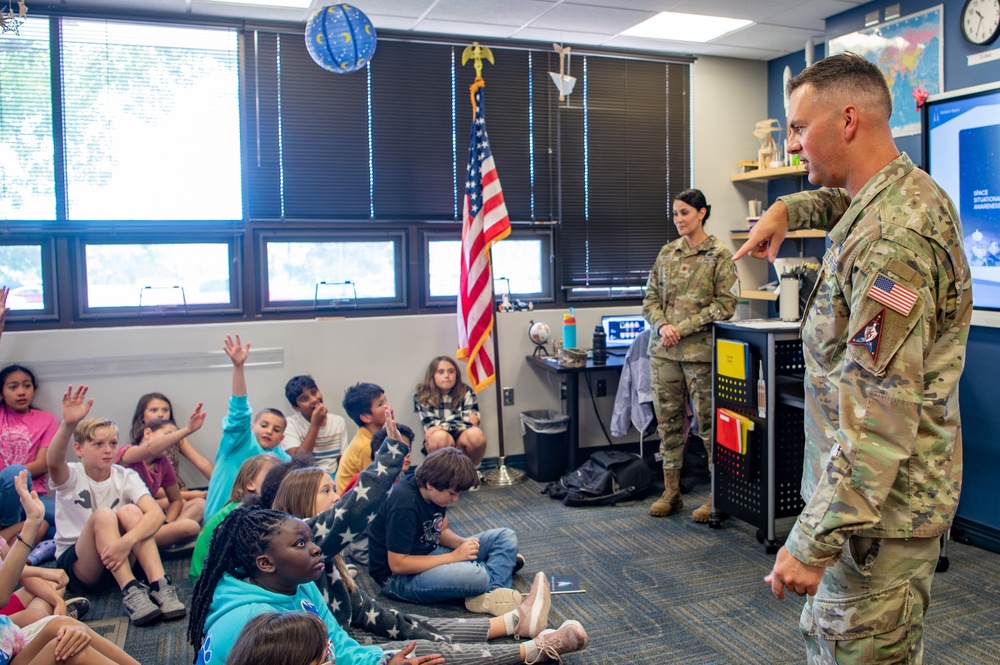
[74,418,119,445]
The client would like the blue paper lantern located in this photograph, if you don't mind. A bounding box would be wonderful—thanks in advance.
[304,4,377,74]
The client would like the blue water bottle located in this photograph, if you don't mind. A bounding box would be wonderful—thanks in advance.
[562,309,577,349]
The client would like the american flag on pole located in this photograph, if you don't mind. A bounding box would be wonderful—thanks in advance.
[457,79,511,393]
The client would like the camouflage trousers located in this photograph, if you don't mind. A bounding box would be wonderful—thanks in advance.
[800,535,940,664]
[649,356,712,469]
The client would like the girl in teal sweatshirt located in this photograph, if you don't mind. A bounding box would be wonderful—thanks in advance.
[188,505,444,665]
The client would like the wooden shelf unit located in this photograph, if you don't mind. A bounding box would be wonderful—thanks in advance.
[729,229,826,241]
[731,164,807,182]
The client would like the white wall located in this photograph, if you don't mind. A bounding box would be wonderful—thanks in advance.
[2,57,770,482]
[1,305,638,484]
[692,56,770,293]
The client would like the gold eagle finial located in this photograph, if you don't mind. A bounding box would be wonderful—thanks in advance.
[461,41,494,79]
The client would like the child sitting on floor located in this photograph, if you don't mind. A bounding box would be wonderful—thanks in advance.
[117,411,207,550]
[335,382,389,494]
[46,386,186,627]
[188,504,444,665]
[281,375,346,476]
[368,448,522,615]
[129,392,214,504]
[225,611,330,665]
[0,470,139,665]
[190,453,281,581]
[414,356,486,465]
[203,334,289,521]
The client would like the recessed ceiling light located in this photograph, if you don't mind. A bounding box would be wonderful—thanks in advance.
[199,0,313,9]
[622,12,753,43]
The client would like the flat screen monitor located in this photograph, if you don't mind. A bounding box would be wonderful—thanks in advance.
[601,314,649,350]
[923,81,1000,314]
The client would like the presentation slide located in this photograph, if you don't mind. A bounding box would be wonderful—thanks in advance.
[926,87,1000,309]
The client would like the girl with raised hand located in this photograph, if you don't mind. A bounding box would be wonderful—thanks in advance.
[188,504,444,665]
[129,392,214,504]
[117,411,208,550]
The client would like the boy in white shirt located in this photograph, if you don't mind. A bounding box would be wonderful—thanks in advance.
[46,385,185,627]
[281,375,346,476]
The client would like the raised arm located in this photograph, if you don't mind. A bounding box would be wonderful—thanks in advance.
[0,471,45,605]
[118,402,206,465]
[223,334,250,397]
[45,385,94,487]
[308,406,409,557]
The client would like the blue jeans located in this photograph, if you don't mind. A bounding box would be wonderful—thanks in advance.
[0,465,57,538]
[380,527,518,604]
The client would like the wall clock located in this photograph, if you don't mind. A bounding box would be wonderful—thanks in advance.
[962,0,1000,45]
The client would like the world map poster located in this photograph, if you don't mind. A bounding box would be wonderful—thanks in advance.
[828,5,943,138]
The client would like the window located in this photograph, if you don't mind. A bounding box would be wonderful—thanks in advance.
[262,233,405,310]
[81,242,235,313]
[425,230,552,304]
[60,19,242,221]
[0,12,690,331]
[0,244,46,311]
[560,57,690,299]
[0,19,54,220]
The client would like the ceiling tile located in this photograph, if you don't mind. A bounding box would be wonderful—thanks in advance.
[528,3,657,34]
[409,19,520,39]
[422,0,561,27]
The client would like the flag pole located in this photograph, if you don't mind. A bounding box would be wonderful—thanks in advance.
[481,251,525,487]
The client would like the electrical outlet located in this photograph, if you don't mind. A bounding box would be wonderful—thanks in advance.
[596,379,607,397]
[560,383,567,400]
[502,387,515,406]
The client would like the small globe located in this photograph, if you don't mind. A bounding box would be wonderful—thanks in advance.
[529,321,552,345]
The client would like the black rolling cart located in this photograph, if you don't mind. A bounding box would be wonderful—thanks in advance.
[708,320,805,553]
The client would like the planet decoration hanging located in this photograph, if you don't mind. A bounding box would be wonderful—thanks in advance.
[304,4,377,74]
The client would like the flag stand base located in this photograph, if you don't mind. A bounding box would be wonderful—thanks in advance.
[481,457,526,487]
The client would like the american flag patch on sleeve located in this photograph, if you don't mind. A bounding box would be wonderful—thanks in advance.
[868,274,918,315]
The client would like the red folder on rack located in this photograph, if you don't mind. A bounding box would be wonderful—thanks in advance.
[716,408,754,454]
[716,408,742,453]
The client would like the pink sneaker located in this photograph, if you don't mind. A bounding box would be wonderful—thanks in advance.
[527,620,588,664]
[515,571,551,639]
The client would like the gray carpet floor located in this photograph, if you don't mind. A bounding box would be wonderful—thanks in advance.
[75,478,1000,664]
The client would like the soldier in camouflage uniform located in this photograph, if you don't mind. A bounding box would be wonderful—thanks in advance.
[735,54,971,664]
[642,188,738,520]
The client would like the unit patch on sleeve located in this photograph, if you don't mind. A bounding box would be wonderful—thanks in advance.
[868,273,918,315]
[848,308,885,364]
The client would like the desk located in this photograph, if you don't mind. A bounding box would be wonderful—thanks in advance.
[525,354,625,470]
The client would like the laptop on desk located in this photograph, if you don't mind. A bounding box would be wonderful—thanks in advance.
[602,315,650,356]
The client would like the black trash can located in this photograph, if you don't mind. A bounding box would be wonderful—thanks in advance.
[520,410,571,482]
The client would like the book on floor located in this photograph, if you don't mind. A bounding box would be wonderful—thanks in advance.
[549,573,585,594]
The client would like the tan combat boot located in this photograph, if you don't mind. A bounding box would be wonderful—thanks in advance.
[649,468,682,517]
[691,497,712,523]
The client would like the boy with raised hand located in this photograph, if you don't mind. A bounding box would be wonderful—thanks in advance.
[46,385,186,627]
[281,374,346,476]
[204,334,289,521]
[368,447,524,616]
[336,381,389,494]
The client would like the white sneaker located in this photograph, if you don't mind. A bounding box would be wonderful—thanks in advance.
[464,587,522,615]
[514,571,551,639]
[526,620,589,664]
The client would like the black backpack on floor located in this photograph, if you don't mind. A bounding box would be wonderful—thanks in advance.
[543,450,652,507]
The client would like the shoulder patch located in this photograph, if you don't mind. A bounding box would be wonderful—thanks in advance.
[848,309,884,364]
[867,273,918,315]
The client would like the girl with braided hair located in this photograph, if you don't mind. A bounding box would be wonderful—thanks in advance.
[188,504,444,665]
